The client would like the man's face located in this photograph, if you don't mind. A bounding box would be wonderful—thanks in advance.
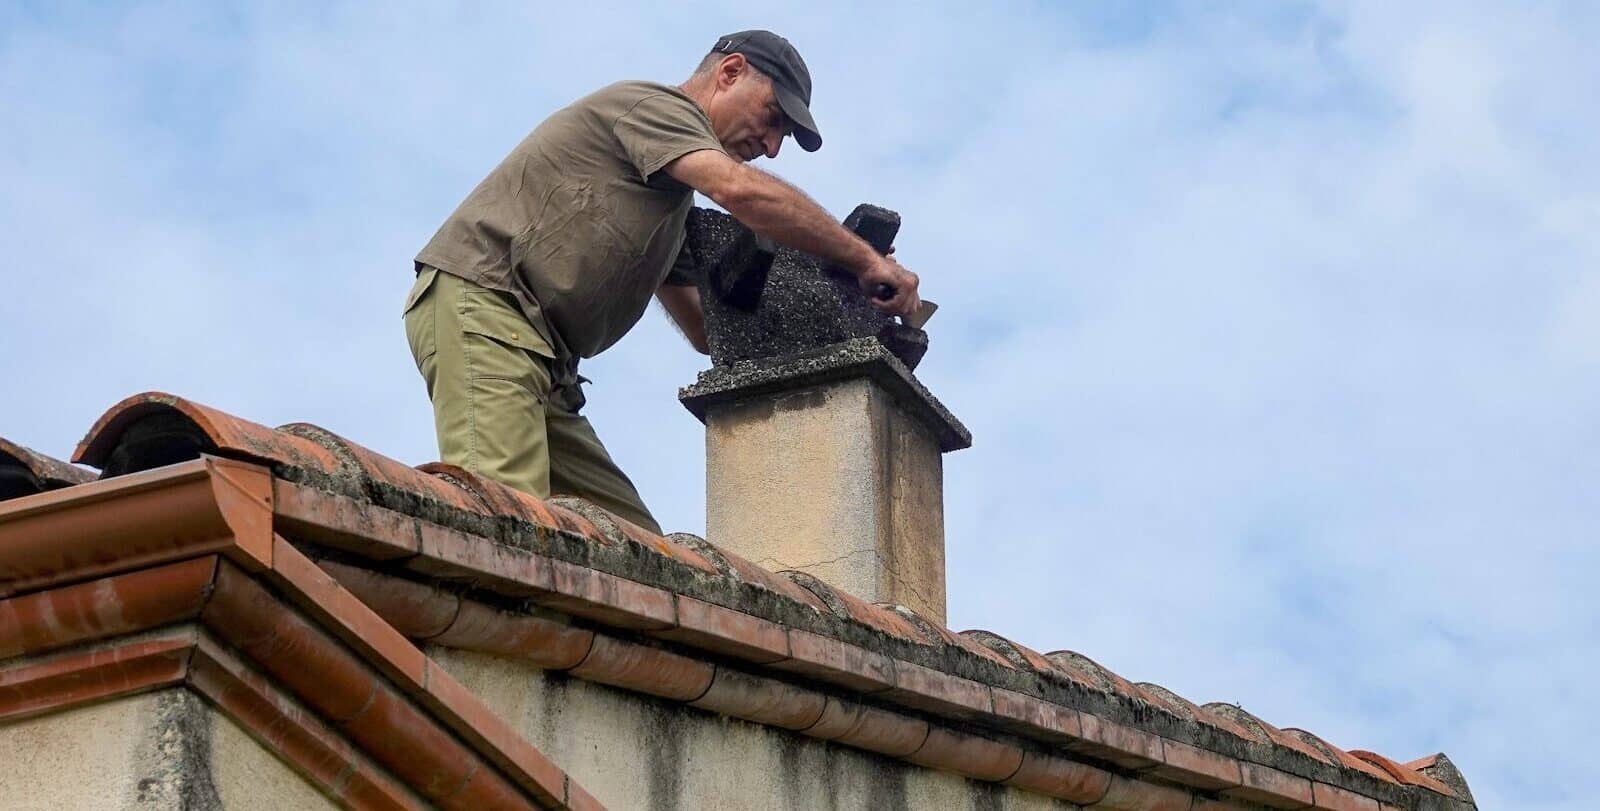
[707,57,791,162]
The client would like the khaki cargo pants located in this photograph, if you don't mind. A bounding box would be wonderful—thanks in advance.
[403,267,661,533]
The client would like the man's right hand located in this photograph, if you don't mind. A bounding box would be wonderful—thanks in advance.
[857,253,921,319]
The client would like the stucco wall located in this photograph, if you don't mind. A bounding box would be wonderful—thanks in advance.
[0,689,335,810]
[705,378,948,623]
[431,646,1076,811]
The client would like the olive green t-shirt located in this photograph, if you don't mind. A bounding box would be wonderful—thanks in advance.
[415,80,725,360]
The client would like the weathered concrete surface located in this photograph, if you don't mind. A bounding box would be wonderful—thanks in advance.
[681,337,970,453]
[683,207,931,370]
[702,375,948,624]
[431,646,1074,811]
[0,689,332,810]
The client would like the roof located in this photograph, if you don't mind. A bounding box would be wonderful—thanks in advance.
[0,454,600,809]
[0,391,1476,811]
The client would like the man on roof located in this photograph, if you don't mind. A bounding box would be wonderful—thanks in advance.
[404,30,920,534]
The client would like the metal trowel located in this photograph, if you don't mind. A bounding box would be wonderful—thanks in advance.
[905,300,938,329]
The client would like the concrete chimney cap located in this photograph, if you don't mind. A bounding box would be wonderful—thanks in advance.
[679,337,971,453]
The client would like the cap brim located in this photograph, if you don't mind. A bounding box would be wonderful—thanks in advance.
[773,83,821,152]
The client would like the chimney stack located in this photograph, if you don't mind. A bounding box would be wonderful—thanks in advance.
[679,206,970,624]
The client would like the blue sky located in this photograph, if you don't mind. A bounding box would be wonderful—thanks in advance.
[3,2,1596,806]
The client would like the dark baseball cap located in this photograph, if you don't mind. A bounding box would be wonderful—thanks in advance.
[711,30,822,152]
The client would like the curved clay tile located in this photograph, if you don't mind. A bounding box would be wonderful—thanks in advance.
[780,571,934,645]
[1282,728,1399,785]
[74,392,343,477]
[1205,702,1351,768]
[1404,752,1475,801]
[679,542,831,612]
[1198,702,1308,753]
[548,495,716,574]
[1350,750,1457,795]
[649,534,721,575]
[778,569,851,616]
[1044,650,1147,703]
[276,422,486,515]
[961,630,1058,673]
[1130,684,1261,743]
[544,496,630,548]
[0,438,93,500]
[880,608,1016,670]
[418,461,573,532]
[665,532,735,576]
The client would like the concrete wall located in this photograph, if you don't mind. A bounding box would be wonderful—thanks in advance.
[432,646,1076,811]
[0,689,335,811]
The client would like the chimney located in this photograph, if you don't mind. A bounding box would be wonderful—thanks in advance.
[679,206,970,624]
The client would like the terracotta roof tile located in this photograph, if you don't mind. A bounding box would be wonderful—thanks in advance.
[689,666,828,730]
[568,634,715,702]
[776,629,897,693]
[549,495,717,573]
[1092,774,1196,811]
[1312,780,1383,811]
[277,422,486,517]
[884,658,995,719]
[1228,761,1316,808]
[1002,751,1113,804]
[74,392,344,478]
[804,696,929,757]
[1046,649,1148,701]
[1284,728,1401,785]
[654,594,791,663]
[314,559,461,640]
[0,557,216,659]
[1349,750,1457,795]
[0,628,194,723]
[1402,754,1441,771]
[904,726,1025,782]
[1075,711,1166,769]
[435,599,596,672]
[666,533,833,612]
[1403,753,1474,802]
[888,611,1017,671]
[1154,736,1244,790]
[1205,702,1336,764]
[990,687,1084,742]
[962,629,1064,675]
[781,570,940,645]
[1135,684,1266,744]
[0,438,93,501]
[407,517,556,596]
[419,462,572,532]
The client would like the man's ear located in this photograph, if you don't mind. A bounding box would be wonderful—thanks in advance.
[717,53,748,88]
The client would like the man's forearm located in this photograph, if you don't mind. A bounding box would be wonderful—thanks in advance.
[663,148,920,317]
[714,165,879,276]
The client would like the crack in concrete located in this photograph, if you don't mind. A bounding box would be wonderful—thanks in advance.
[754,547,878,573]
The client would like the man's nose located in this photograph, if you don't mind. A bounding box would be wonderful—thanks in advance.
[763,130,782,159]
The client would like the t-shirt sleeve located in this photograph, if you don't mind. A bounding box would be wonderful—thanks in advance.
[612,94,727,182]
